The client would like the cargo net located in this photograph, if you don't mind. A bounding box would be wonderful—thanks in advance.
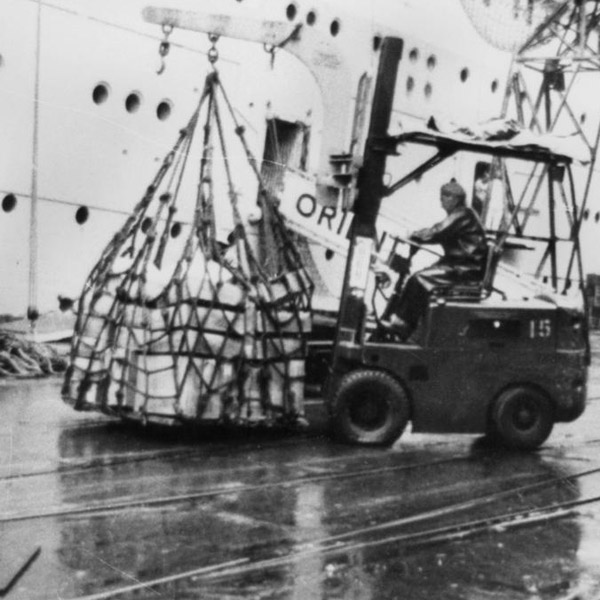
[62,71,314,427]
[459,0,565,51]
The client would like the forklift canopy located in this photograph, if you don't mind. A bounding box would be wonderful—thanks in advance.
[389,119,590,165]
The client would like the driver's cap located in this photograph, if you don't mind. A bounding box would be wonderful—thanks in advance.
[441,179,466,202]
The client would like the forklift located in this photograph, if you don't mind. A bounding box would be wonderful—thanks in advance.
[326,38,590,450]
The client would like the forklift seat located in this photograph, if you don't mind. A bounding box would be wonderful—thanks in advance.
[431,242,501,302]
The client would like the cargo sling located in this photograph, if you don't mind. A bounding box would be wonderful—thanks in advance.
[62,70,314,427]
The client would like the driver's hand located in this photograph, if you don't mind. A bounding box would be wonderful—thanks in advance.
[374,269,391,288]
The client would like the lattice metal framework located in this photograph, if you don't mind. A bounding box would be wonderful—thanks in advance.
[504,3,599,181]
[465,1,600,292]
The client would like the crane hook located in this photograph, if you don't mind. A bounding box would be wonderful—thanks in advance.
[157,23,174,75]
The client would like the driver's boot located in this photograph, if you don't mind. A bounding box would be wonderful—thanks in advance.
[378,314,411,340]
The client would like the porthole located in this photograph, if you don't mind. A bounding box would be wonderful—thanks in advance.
[409,48,419,62]
[460,67,470,82]
[427,55,437,70]
[125,92,142,114]
[156,100,172,121]
[0,54,5,69]
[75,206,89,225]
[141,217,152,233]
[330,19,341,37]
[286,3,297,21]
[325,249,334,260]
[491,79,499,93]
[2,193,17,213]
[584,209,590,220]
[170,222,182,238]
[595,212,600,223]
[306,10,317,26]
[581,113,587,124]
[406,76,415,93]
[373,36,382,51]
[424,82,432,98]
[92,83,110,105]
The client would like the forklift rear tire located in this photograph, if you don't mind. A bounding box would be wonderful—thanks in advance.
[331,369,410,446]
[491,386,554,450]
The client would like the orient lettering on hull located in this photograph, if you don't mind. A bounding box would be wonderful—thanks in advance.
[295,194,351,237]
[293,193,397,257]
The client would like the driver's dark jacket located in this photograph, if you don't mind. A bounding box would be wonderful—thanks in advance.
[391,206,487,329]
[410,205,487,273]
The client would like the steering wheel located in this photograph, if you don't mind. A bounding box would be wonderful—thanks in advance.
[372,239,420,326]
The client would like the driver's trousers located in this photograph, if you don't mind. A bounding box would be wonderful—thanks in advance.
[390,260,484,331]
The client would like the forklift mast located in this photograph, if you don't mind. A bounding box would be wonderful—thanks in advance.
[333,37,404,362]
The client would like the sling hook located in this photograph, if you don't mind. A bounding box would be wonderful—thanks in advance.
[208,33,220,65]
[157,23,174,75]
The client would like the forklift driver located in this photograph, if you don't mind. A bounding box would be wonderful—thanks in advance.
[380,179,487,339]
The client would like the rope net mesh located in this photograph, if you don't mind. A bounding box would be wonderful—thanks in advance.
[62,72,314,426]
[459,0,566,51]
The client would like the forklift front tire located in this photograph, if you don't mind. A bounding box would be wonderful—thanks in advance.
[491,386,554,450]
[331,369,410,446]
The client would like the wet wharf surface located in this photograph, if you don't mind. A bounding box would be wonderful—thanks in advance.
[2,337,600,599]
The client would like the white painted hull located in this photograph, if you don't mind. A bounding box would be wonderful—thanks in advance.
[2,0,588,320]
